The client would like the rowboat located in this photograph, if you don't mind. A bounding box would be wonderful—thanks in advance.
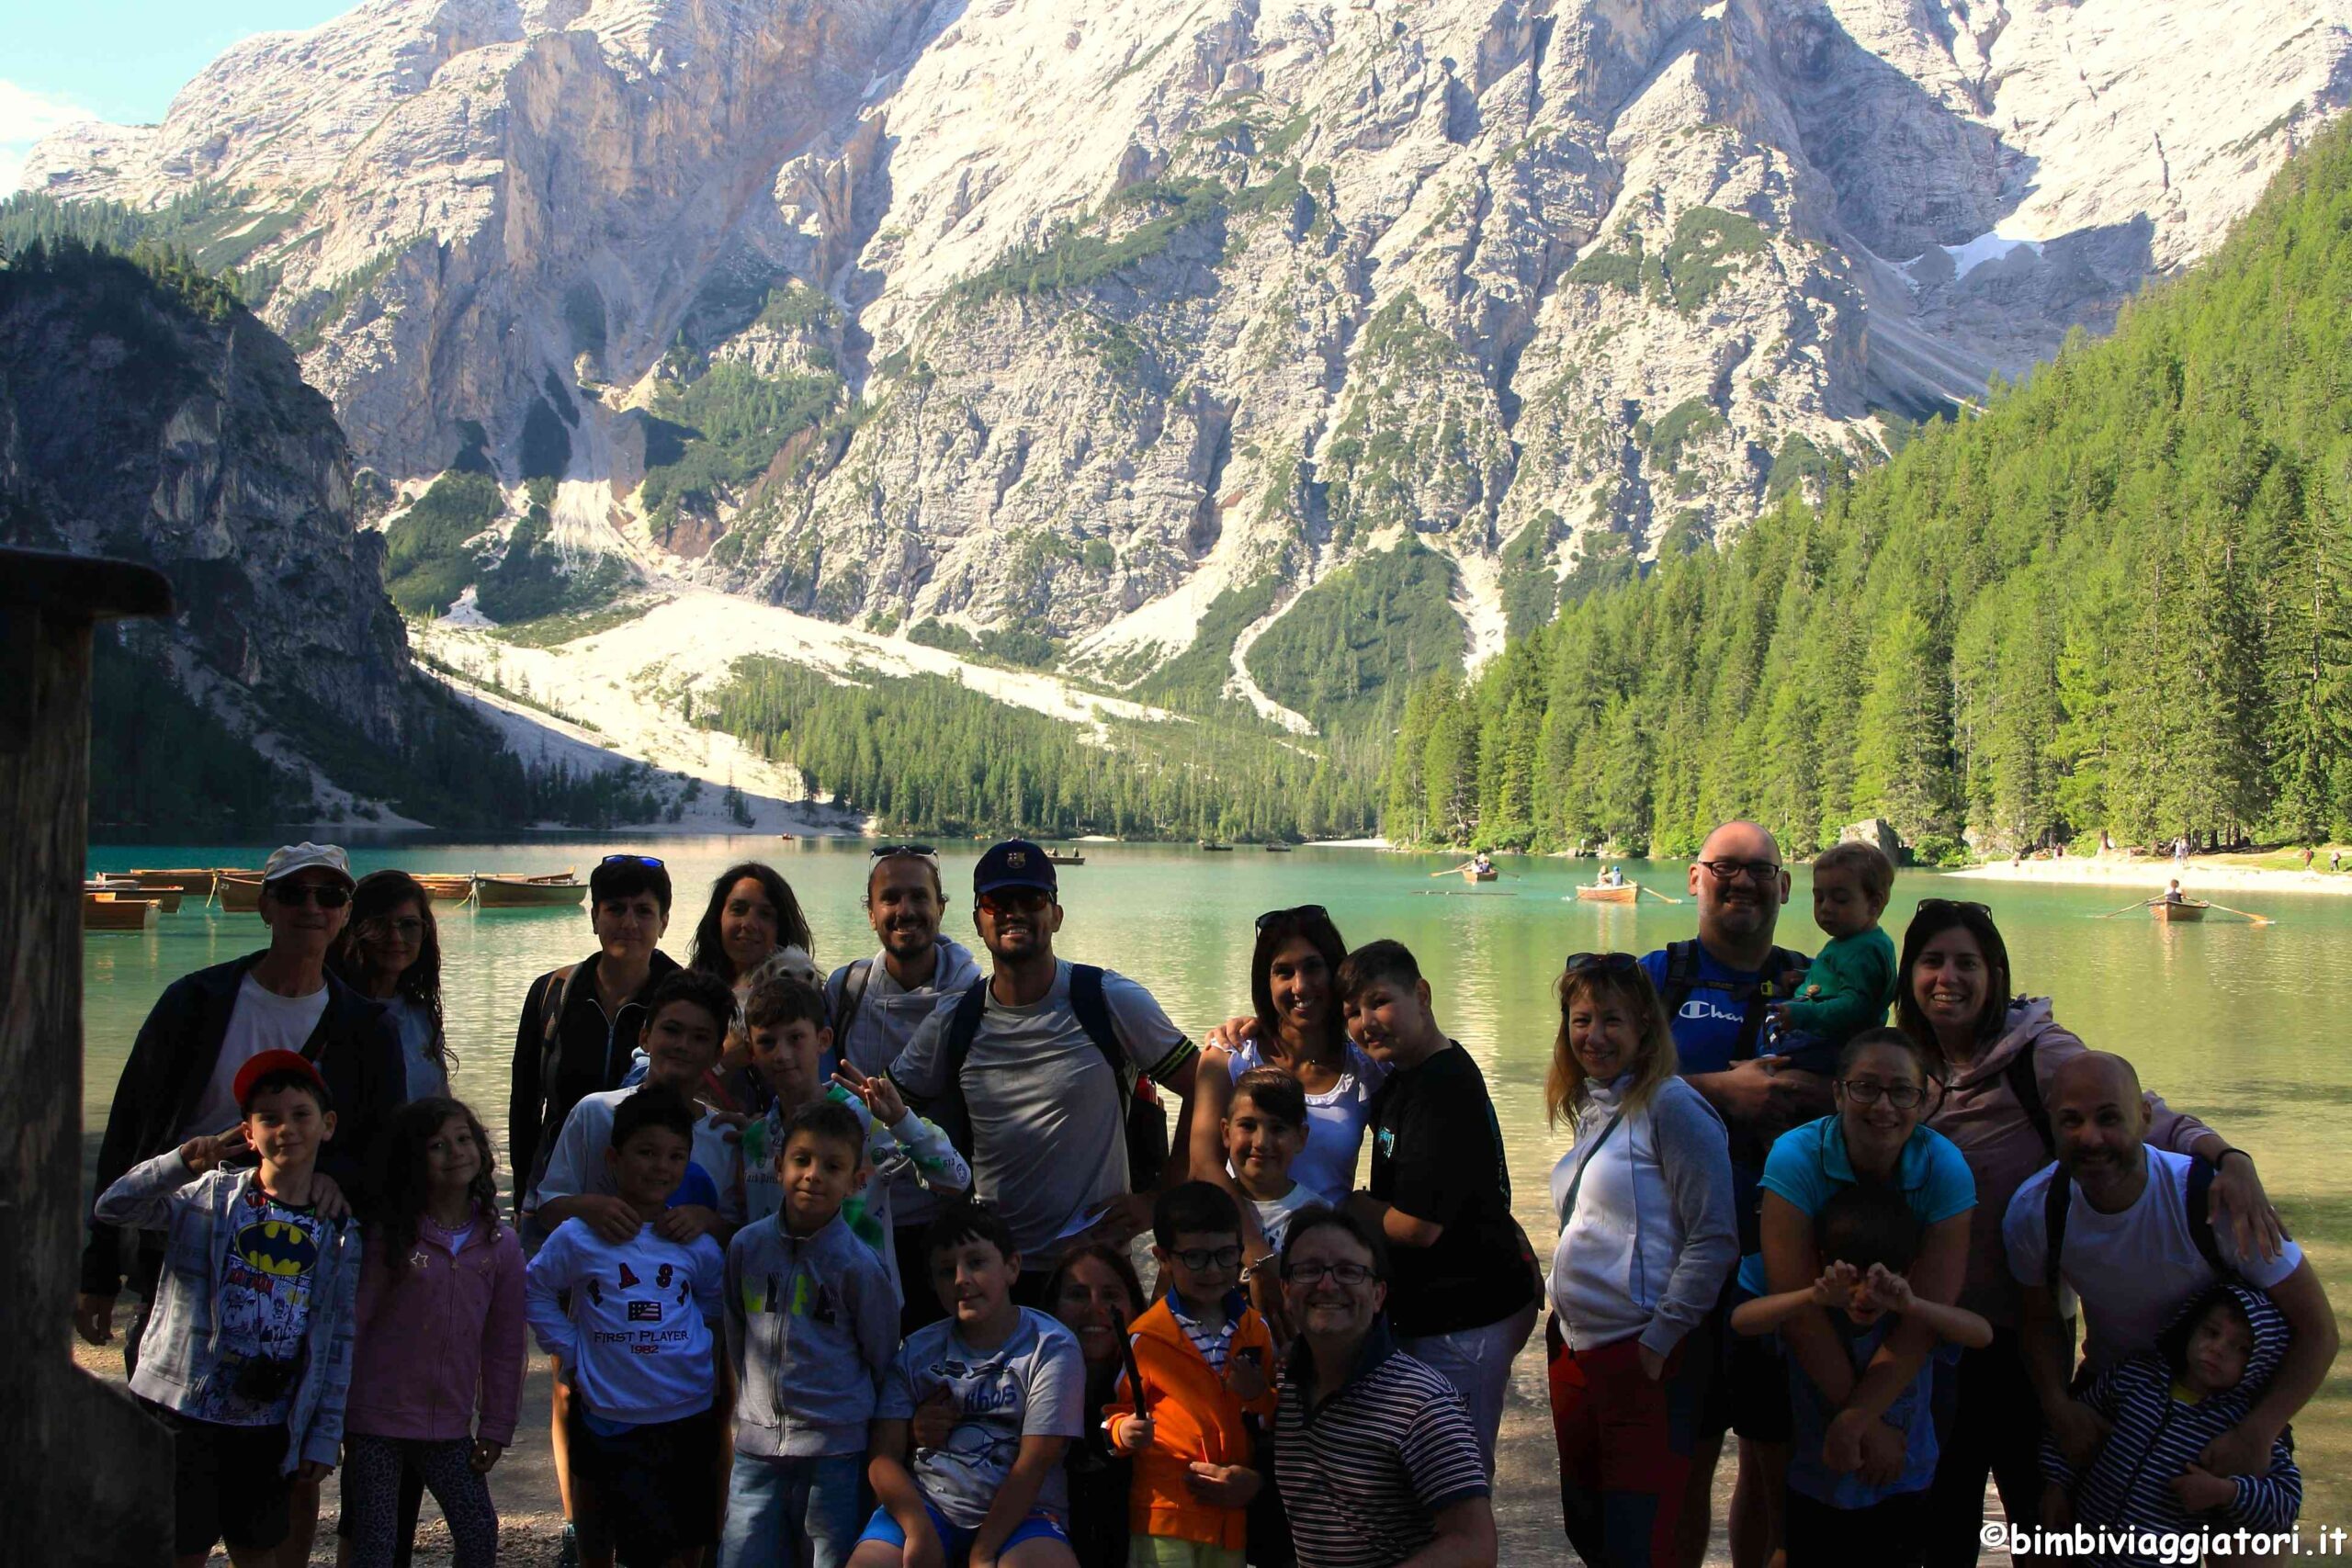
[1264,843,1293,852]
[1046,851,1086,866]
[83,892,159,932]
[1464,866,1499,883]
[414,874,476,903]
[85,880,181,913]
[1576,882,1637,903]
[215,871,266,911]
[1200,841,1234,852]
[2151,898,2209,922]
[473,872,586,908]
[124,867,218,896]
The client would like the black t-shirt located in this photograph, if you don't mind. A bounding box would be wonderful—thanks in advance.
[1368,1043,1537,1337]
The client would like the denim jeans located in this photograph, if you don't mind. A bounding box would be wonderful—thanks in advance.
[1401,1298,1540,1480]
[719,1450,866,1568]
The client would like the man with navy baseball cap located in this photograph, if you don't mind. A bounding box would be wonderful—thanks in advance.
[889,839,1200,1299]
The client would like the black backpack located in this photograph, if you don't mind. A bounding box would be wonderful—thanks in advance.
[927,965,1170,1192]
[1657,939,1810,1063]
[2041,1156,2231,1296]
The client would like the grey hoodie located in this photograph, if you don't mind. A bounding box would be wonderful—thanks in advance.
[723,1208,900,1458]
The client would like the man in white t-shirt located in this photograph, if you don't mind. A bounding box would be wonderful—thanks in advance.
[78,842,405,1371]
[2006,1052,2338,1482]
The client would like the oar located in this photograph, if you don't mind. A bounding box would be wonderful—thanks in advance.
[2093,897,2157,919]
[1429,863,1472,877]
[1637,884,1684,905]
[2198,899,2275,926]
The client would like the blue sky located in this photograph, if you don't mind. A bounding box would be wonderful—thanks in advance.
[4,1,349,191]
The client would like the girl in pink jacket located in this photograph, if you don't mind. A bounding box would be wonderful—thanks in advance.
[340,1098,527,1568]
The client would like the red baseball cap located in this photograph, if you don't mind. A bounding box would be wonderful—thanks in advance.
[232,1049,331,1111]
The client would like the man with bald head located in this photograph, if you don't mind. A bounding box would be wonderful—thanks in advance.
[2005,1051,2336,1481]
[1639,820,1837,1568]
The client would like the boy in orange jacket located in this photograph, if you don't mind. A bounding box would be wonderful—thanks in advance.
[1106,1182,1277,1568]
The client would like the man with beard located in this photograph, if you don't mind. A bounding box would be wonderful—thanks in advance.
[888,839,1200,1303]
[826,844,985,1330]
[1639,819,1834,1568]
[2005,1052,2336,1485]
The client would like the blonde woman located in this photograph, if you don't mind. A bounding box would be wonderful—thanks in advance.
[1546,952,1738,1567]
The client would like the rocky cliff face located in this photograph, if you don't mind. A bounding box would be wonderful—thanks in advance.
[24,0,2350,694]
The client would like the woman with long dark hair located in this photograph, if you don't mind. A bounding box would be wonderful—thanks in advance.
[1047,1243,1149,1568]
[330,869,450,1102]
[1188,905,1388,1209]
[1892,897,2280,1564]
[688,862,813,983]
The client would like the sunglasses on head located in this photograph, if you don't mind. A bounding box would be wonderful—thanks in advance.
[601,853,665,869]
[1563,951,1641,976]
[868,843,939,860]
[1256,903,1330,933]
[268,882,349,908]
[1915,897,1991,916]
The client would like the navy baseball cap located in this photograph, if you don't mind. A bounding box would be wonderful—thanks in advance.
[974,839,1057,897]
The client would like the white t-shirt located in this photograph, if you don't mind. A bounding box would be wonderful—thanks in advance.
[2003,1146,2303,1371]
[525,1220,725,1425]
[529,1085,747,1235]
[181,974,331,1138]
[1249,1181,1320,1254]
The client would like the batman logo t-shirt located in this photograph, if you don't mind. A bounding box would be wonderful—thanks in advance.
[192,1188,322,1426]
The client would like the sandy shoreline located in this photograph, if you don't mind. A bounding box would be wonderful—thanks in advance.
[1947,854,2352,897]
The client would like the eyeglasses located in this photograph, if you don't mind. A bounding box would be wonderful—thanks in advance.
[1564,952,1640,976]
[1284,1259,1376,1286]
[1837,1078,1926,1110]
[371,917,425,937]
[268,883,350,908]
[601,853,666,869]
[1700,859,1783,884]
[869,843,939,861]
[1256,903,1329,933]
[1915,897,1991,916]
[1170,1245,1242,1271]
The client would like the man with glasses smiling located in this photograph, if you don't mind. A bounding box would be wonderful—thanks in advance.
[77,842,404,1375]
[1638,820,1834,1568]
[888,839,1199,1303]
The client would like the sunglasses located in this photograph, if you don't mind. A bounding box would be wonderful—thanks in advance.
[1563,951,1640,976]
[977,888,1052,912]
[1915,897,1991,916]
[1256,903,1330,933]
[868,843,939,860]
[601,853,666,869]
[268,883,350,908]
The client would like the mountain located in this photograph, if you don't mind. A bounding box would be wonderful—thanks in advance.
[20,0,2347,717]
[1385,116,2352,858]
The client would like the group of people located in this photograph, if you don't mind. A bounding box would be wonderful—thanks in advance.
[75,824,2335,1568]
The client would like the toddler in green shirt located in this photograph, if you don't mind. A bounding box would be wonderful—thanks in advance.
[1771,841,1897,1055]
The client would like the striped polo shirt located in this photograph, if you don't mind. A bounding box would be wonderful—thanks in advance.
[1275,1320,1490,1567]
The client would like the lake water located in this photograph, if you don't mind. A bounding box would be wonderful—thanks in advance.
[82,838,2352,1531]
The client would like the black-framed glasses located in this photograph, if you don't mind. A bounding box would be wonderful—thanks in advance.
[869,843,939,860]
[1170,1245,1242,1271]
[1700,858,1782,884]
[601,853,665,869]
[1915,897,1990,916]
[1837,1078,1926,1110]
[267,882,350,908]
[1285,1259,1376,1286]
[1564,952,1641,976]
[1257,903,1330,933]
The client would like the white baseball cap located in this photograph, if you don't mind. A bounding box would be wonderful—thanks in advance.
[261,841,355,887]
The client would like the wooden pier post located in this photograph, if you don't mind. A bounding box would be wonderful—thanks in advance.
[2,547,176,1565]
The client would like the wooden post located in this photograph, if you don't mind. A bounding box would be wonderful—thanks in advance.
[2,547,176,1565]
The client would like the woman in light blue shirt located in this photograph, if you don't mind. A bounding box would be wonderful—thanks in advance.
[331,869,450,1103]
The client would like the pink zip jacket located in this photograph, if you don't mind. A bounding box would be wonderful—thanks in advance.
[346,1205,528,1446]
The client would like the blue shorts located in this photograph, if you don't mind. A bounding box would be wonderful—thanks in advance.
[856,1501,1068,1563]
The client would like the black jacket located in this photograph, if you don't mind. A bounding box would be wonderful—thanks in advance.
[508,949,681,1208]
[81,952,405,1296]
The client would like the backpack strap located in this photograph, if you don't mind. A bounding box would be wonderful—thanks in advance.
[831,959,874,1058]
[2185,1157,2233,1281]
[1071,964,1171,1191]
[1659,941,1702,1018]
[2042,1166,2071,1298]
[2005,1038,2052,1157]
[931,977,993,1159]
[1659,941,1804,1060]
[1067,964,1133,1091]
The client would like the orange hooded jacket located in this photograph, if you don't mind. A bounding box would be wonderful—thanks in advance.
[1103,1292,1278,1550]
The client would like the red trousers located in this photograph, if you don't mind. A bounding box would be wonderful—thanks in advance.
[1548,1315,1713,1567]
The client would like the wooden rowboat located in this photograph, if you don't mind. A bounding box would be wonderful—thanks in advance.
[85,881,181,913]
[1199,841,1234,852]
[413,874,476,903]
[1576,882,1638,903]
[1264,843,1294,852]
[83,892,159,932]
[473,873,586,908]
[125,867,219,896]
[1463,866,1499,882]
[1046,852,1086,866]
[215,871,266,911]
[2151,898,2209,922]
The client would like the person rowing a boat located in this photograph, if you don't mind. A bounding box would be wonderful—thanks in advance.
[2164,880,2187,904]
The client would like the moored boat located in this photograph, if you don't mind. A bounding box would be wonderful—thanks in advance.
[83,892,159,931]
[1200,841,1234,852]
[124,867,218,896]
[473,872,587,908]
[413,874,476,903]
[215,870,266,911]
[1264,843,1294,852]
[85,881,181,913]
[1575,882,1638,903]
[2151,898,2209,922]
